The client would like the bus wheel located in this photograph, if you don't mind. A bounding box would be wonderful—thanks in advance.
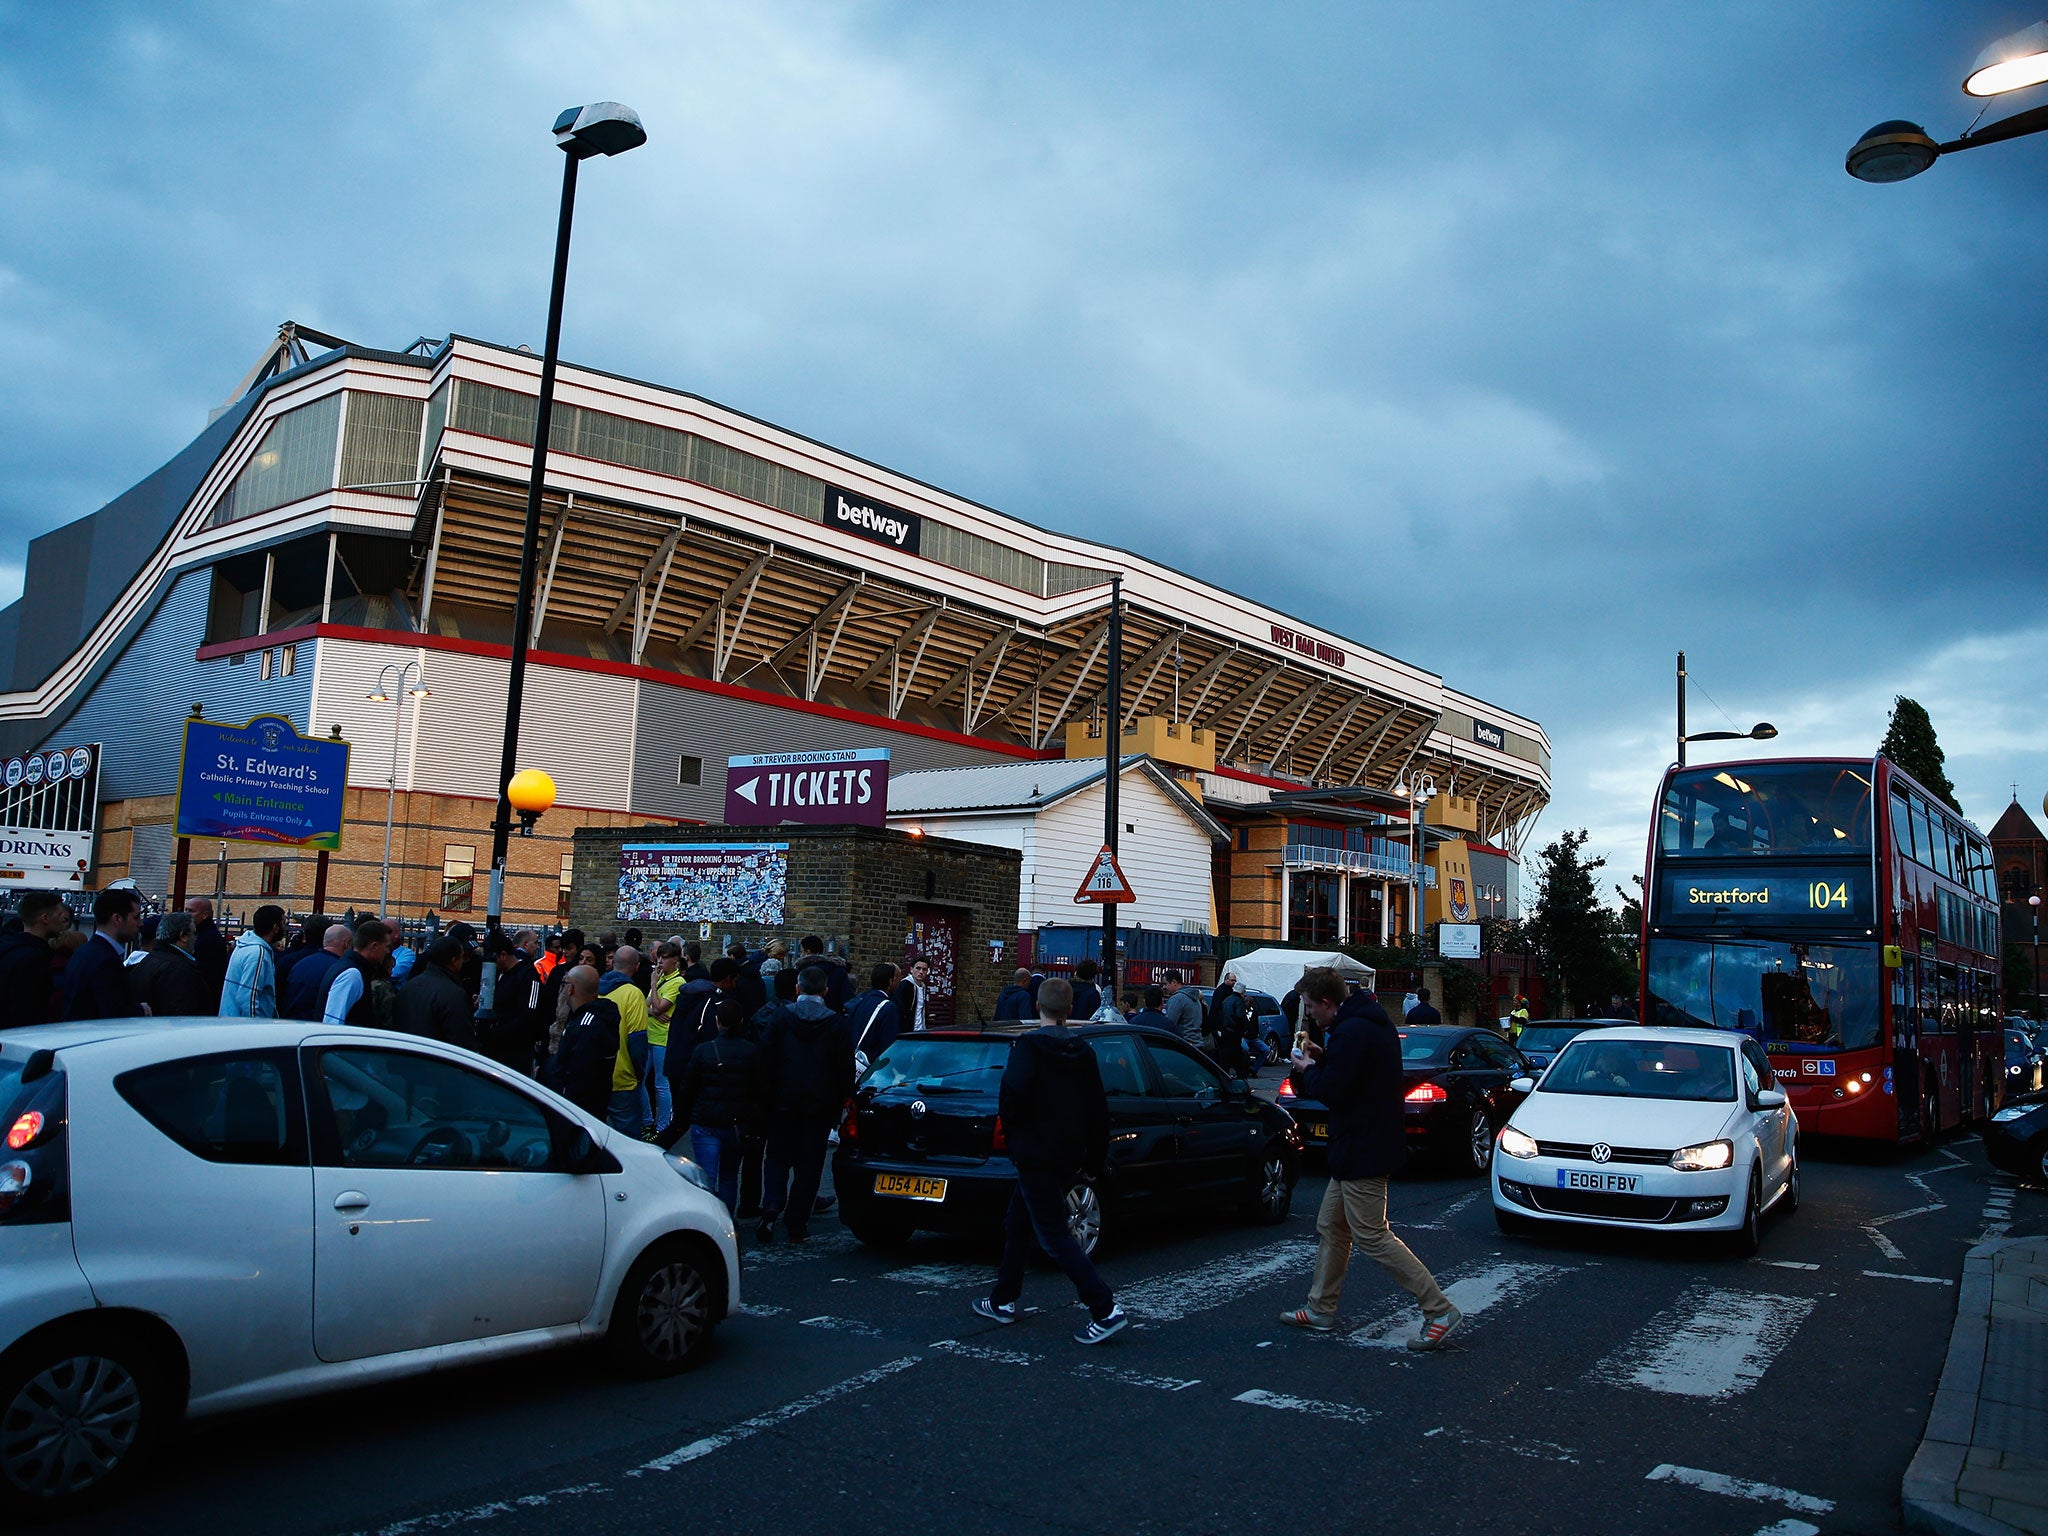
[1922,1086,1940,1141]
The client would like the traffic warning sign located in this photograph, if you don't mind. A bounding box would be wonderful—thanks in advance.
[1074,844,1137,904]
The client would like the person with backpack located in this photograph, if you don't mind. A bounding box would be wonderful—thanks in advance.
[660,997,762,1215]
[848,962,901,1066]
[970,977,1129,1346]
[754,965,855,1244]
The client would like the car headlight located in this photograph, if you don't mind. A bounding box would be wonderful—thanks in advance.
[663,1151,717,1193]
[1498,1126,1539,1160]
[1670,1139,1734,1171]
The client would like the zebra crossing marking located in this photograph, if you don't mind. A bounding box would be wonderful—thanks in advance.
[1644,1462,1833,1515]
[1234,1388,1376,1424]
[1595,1290,1818,1400]
[1115,1237,1318,1321]
[1345,1260,1567,1350]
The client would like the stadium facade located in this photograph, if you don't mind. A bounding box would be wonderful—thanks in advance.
[0,323,1551,940]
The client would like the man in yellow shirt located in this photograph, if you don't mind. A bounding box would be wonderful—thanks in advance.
[604,945,652,1137]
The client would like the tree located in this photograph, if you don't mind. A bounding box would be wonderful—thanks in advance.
[1527,830,1633,1016]
[1880,697,1961,813]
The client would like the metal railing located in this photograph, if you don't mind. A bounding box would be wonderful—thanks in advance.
[1282,843,1435,886]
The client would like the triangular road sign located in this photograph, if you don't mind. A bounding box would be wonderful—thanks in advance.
[1074,844,1137,904]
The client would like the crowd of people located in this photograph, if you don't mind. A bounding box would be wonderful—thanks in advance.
[988,960,1274,1077]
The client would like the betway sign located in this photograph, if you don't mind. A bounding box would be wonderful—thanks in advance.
[824,485,921,553]
[724,748,891,828]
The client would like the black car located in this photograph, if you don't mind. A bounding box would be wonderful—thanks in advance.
[1276,1025,1533,1174]
[2006,1030,2045,1096]
[833,1024,1302,1254]
[1513,1018,1637,1073]
[1196,987,1286,1053]
[1986,1098,2048,1184]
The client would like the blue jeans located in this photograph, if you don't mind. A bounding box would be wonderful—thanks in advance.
[641,1045,670,1132]
[992,1165,1115,1321]
[606,1089,642,1135]
[690,1124,741,1214]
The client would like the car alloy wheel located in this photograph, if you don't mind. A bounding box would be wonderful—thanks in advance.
[2038,1142,2048,1189]
[635,1258,711,1366]
[1783,1146,1800,1213]
[1729,1172,1762,1258]
[1253,1152,1291,1223]
[0,1353,144,1504]
[1465,1110,1493,1173]
[1065,1180,1104,1256]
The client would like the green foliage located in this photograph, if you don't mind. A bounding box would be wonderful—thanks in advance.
[1880,697,1961,814]
[1527,830,1635,1017]
[2007,942,2041,1017]
[1436,960,1489,1022]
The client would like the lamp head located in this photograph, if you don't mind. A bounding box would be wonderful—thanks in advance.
[409,685,431,699]
[1966,21,2048,96]
[367,690,390,704]
[507,768,557,815]
[1749,722,1778,741]
[1846,120,1940,182]
[552,102,646,159]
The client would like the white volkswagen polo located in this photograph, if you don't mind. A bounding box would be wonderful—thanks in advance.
[1491,1026,1797,1255]
[0,1020,739,1520]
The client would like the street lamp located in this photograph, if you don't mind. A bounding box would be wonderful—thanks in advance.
[2032,893,2042,1017]
[1675,651,1777,766]
[367,661,430,915]
[1392,770,1436,945]
[1847,21,2048,183]
[486,100,644,951]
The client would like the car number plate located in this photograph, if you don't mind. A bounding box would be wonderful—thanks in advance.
[874,1172,948,1202]
[1304,1120,1328,1141]
[1559,1169,1639,1192]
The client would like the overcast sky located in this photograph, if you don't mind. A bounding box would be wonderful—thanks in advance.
[3,1,2044,891]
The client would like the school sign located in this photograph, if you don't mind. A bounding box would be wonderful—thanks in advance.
[175,714,351,850]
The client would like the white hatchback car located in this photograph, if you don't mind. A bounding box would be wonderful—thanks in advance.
[0,1020,739,1520]
[1491,1026,1797,1254]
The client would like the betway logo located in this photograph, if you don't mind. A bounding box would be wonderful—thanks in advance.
[831,494,915,548]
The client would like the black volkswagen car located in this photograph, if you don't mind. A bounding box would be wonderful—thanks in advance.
[832,1024,1302,1254]
[1276,1025,1533,1174]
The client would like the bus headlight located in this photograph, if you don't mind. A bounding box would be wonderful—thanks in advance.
[1670,1139,1734,1171]
[1498,1126,1539,1160]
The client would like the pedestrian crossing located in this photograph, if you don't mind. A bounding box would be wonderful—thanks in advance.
[1343,1258,1568,1350]
[1590,1288,1820,1401]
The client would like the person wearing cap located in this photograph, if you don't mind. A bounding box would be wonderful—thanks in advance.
[1508,995,1530,1042]
[480,929,543,1075]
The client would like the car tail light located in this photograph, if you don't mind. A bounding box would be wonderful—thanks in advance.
[991,1115,1008,1154]
[841,1102,859,1144]
[6,1110,42,1150]
[1278,1077,1294,1099]
[1404,1081,1449,1104]
[0,1070,66,1225]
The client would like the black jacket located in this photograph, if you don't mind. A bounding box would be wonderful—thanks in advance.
[848,990,899,1057]
[131,943,207,1018]
[281,950,346,1022]
[674,1035,764,1131]
[1069,981,1102,1021]
[733,963,767,1022]
[992,984,1033,1022]
[393,965,478,1052]
[61,933,142,1021]
[799,953,855,1011]
[1300,992,1406,1179]
[1404,1001,1443,1029]
[551,997,620,1118]
[192,921,229,1013]
[998,1025,1109,1176]
[483,957,544,1071]
[0,929,54,1029]
[757,999,856,1119]
[890,978,925,1033]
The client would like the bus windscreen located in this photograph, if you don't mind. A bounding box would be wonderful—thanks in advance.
[1658,763,1872,858]
[1644,936,1881,1051]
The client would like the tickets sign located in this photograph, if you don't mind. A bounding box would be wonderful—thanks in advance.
[724,748,889,828]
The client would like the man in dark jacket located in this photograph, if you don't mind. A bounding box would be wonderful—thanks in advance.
[62,885,144,1021]
[282,923,352,1022]
[972,977,1128,1345]
[130,911,209,1017]
[754,966,855,1244]
[185,897,229,1013]
[891,957,931,1034]
[1404,986,1443,1029]
[848,962,900,1060]
[992,968,1034,1022]
[797,935,855,1011]
[549,966,620,1120]
[0,892,71,1029]
[482,929,543,1074]
[1280,969,1459,1349]
[1068,960,1103,1022]
[659,998,761,1214]
[1128,983,1174,1036]
[393,938,478,1051]
[273,914,333,1001]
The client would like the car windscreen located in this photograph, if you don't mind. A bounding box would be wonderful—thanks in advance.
[1515,1026,1588,1054]
[1398,1033,1454,1063]
[862,1037,1012,1093]
[1541,1038,1737,1102]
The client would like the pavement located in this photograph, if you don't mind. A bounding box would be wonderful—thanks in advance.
[1905,1230,2048,1536]
[41,1123,2047,1536]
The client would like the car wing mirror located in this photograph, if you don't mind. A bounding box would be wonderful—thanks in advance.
[1223,1078,1251,1100]
[563,1126,619,1174]
[1755,1088,1787,1110]
[1508,1076,1535,1094]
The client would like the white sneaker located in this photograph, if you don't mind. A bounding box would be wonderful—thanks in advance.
[972,1297,1018,1325]
[1074,1307,1129,1345]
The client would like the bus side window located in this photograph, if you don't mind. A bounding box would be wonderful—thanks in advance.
[1889,791,1914,861]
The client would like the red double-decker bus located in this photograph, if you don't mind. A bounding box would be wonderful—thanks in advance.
[1641,756,2003,1142]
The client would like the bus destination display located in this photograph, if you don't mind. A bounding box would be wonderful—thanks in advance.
[1654,866,1873,927]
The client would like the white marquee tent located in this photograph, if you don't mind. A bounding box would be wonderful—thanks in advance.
[1221,947,1376,1000]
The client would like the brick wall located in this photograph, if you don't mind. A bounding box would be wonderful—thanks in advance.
[570,823,1021,1019]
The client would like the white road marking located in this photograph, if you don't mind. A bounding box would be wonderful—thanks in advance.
[1594,1289,1818,1400]
[634,1356,922,1472]
[731,1303,788,1317]
[1861,1270,1953,1286]
[1905,1148,1971,1199]
[1978,1223,2013,1240]
[743,1231,862,1267]
[1760,1261,1819,1271]
[1751,1522,1820,1536]
[351,1481,609,1535]
[1115,1237,1318,1321]
[1423,1424,1578,1463]
[1072,1362,1201,1391]
[1234,1388,1376,1424]
[1861,1201,1944,1261]
[881,1264,987,1288]
[1406,1191,1481,1230]
[929,1338,1037,1365]
[1346,1260,1567,1350]
[798,1314,884,1339]
[1644,1462,1833,1515]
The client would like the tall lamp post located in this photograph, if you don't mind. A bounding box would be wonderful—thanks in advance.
[1846,21,2048,184]
[483,101,644,970]
[1392,770,1436,945]
[1675,651,1777,766]
[367,661,430,914]
[2031,894,2042,1017]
